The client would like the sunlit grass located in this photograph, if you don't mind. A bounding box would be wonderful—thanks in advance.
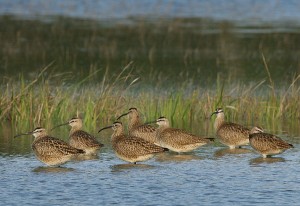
[1,63,299,136]
[0,16,300,139]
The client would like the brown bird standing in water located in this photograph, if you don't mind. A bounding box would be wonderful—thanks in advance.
[211,108,250,149]
[52,117,103,155]
[249,126,294,158]
[117,108,158,145]
[148,117,211,153]
[14,127,84,166]
[98,121,167,164]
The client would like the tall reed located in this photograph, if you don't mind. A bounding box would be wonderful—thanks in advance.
[1,64,299,134]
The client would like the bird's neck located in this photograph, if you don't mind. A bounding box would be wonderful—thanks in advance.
[214,114,225,131]
[157,124,169,134]
[70,126,81,135]
[111,129,126,149]
[128,115,141,130]
[33,134,47,142]
[112,129,125,139]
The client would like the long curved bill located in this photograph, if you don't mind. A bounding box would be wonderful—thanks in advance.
[51,122,69,131]
[116,112,130,120]
[98,125,113,133]
[14,131,33,138]
[210,111,218,118]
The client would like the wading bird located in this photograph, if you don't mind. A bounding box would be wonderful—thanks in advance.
[211,108,249,149]
[117,108,158,145]
[52,117,103,155]
[148,117,212,153]
[98,121,167,164]
[14,127,84,166]
[249,126,294,158]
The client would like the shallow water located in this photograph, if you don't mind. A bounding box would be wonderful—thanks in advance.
[1,127,300,206]
[1,1,300,205]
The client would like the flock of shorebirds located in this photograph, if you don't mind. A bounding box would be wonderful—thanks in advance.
[14,107,294,166]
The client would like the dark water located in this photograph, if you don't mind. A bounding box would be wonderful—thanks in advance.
[1,1,300,86]
[1,16,300,87]
[1,1,300,205]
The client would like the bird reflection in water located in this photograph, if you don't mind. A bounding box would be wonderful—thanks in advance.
[250,157,285,165]
[155,152,202,162]
[110,163,155,172]
[72,154,100,162]
[32,166,75,173]
[214,147,253,158]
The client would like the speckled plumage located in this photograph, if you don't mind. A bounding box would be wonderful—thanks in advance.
[130,125,157,144]
[69,130,103,155]
[117,108,158,144]
[155,117,210,153]
[99,122,166,163]
[53,118,103,155]
[15,127,84,166]
[211,108,249,149]
[249,126,293,158]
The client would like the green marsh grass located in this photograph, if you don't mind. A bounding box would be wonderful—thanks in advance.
[1,16,300,142]
[1,64,300,138]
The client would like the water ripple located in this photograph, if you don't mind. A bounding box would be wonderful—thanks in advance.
[1,146,300,205]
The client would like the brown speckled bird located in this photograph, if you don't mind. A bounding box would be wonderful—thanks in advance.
[151,117,211,153]
[52,117,103,155]
[211,108,249,149]
[14,127,85,166]
[117,108,158,145]
[98,121,167,164]
[249,126,294,158]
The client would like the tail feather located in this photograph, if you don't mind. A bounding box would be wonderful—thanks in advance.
[163,147,169,152]
[78,149,85,154]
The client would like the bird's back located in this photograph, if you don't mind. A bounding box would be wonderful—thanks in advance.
[159,128,209,146]
[250,133,294,152]
[113,135,165,157]
[70,130,103,149]
[32,136,84,166]
[217,122,250,145]
[130,124,157,144]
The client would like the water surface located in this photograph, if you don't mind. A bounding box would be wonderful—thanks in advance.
[1,125,300,206]
[1,1,300,205]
